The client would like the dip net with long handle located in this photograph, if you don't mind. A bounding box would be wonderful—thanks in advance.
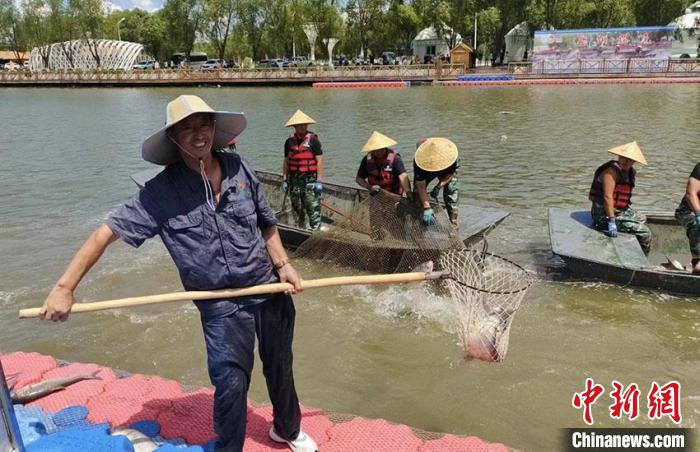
[293,190,534,362]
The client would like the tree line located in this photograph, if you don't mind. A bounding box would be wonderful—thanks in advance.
[0,0,695,66]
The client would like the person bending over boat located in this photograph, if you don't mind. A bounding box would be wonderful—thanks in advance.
[588,141,651,254]
[356,131,412,239]
[282,110,324,230]
[413,137,460,226]
[355,131,411,196]
[39,95,318,452]
[674,162,700,274]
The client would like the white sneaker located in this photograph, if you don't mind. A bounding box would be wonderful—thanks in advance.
[268,426,318,452]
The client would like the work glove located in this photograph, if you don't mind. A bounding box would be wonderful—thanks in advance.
[695,213,700,228]
[313,182,323,196]
[430,185,441,201]
[282,181,289,193]
[606,218,618,238]
[422,208,437,226]
[370,185,381,195]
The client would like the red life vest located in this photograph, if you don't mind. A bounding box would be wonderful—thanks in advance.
[588,160,636,209]
[287,133,318,174]
[367,150,402,195]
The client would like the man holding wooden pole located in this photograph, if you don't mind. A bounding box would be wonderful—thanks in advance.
[39,95,318,452]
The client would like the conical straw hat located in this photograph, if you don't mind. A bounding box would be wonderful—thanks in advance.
[607,141,647,165]
[285,109,316,127]
[414,137,458,172]
[361,131,398,153]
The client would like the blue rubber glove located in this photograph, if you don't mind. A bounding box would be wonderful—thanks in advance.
[313,182,323,196]
[606,218,618,237]
[422,208,436,226]
[695,213,700,228]
[430,185,441,201]
[282,181,288,193]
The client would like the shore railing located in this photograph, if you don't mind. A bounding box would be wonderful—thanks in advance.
[0,63,466,84]
[509,58,700,76]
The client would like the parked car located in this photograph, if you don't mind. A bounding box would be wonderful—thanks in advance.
[201,59,224,70]
[290,56,313,67]
[257,59,286,68]
[3,61,21,70]
[133,60,156,70]
[381,51,396,65]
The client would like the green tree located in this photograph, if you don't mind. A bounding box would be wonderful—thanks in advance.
[0,0,26,58]
[162,0,205,57]
[202,0,237,61]
[633,0,688,26]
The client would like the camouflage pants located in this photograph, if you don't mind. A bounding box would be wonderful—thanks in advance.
[427,178,459,224]
[591,204,652,254]
[675,205,700,263]
[289,173,321,231]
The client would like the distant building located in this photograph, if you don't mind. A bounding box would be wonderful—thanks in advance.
[29,40,143,71]
[669,1,700,57]
[504,22,531,63]
[411,25,462,63]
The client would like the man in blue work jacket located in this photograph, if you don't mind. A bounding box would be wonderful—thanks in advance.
[39,95,318,452]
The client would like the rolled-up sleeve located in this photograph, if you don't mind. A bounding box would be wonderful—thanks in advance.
[106,187,162,248]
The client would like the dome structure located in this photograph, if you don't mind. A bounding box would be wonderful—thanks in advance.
[29,40,144,71]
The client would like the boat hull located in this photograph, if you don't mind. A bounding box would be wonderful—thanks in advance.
[548,207,700,296]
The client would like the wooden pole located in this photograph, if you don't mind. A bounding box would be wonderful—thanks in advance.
[19,271,448,319]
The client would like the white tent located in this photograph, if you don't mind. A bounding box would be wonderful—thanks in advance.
[504,21,530,63]
[669,2,699,57]
[411,25,462,62]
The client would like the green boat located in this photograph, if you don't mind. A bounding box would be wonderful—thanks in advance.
[548,207,700,295]
[131,167,510,252]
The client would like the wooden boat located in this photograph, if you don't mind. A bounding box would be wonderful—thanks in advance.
[131,167,510,251]
[548,207,700,295]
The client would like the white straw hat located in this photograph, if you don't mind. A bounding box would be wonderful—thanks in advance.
[285,110,316,127]
[361,131,398,153]
[142,95,246,165]
[414,137,459,172]
[607,141,647,165]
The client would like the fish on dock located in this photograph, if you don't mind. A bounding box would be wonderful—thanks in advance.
[10,371,102,403]
[111,428,159,452]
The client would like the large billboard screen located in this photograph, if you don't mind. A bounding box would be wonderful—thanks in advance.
[533,26,675,61]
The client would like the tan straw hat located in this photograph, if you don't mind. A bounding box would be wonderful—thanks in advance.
[361,131,398,153]
[285,109,316,127]
[142,95,246,165]
[414,137,459,172]
[607,141,647,165]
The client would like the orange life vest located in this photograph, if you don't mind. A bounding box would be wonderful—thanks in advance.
[367,151,402,195]
[588,160,635,209]
[287,133,318,174]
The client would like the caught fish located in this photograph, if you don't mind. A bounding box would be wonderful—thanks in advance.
[11,371,101,403]
[410,260,434,274]
[111,428,159,452]
[465,304,517,362]
[660,255,686,272]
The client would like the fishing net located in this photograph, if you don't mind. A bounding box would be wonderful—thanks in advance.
[439,250,533,362]
[289,189,533,362]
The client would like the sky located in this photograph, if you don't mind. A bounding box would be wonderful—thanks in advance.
[109,0,160,13]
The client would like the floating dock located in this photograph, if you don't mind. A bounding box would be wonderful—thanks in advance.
[2,352,509,451]
[312,81,411,89]
[435,77,700,87]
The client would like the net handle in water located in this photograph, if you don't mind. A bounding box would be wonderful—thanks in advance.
[19,271,449,319]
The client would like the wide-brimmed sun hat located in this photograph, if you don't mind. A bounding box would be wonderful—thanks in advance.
[607,141,647,165]
[361,131,398,153]
[142,95,246,165]
[414,137,459,172]
[285,110,316,127]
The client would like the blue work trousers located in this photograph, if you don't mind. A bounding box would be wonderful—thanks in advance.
[197,293,301,451]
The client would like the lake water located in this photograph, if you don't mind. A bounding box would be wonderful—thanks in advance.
[0,85,698,450]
